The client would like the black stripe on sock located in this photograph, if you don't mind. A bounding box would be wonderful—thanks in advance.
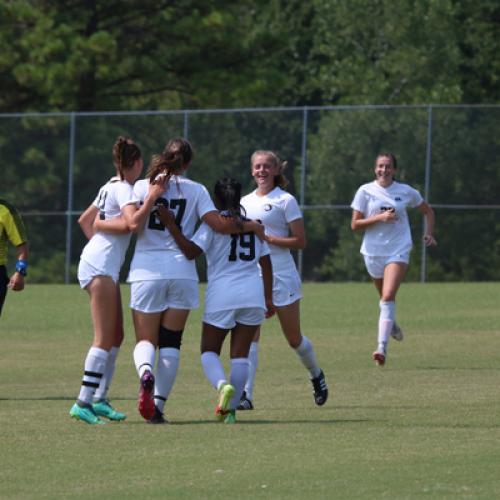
[82,381,100,388]
[84,371,103,378]
[154,395,167,402]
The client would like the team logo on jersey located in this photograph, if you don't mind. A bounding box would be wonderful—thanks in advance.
[264,204,272,211]
[395,197,402,201]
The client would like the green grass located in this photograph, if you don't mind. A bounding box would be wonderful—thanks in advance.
[1,283,499,499]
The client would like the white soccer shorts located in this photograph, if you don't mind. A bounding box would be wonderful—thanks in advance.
[203,307,265,330]
[363,252,410,279]
[77,259,119,289]
[130,278,199,313]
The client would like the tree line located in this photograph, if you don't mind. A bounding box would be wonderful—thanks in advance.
[0,1,498,283]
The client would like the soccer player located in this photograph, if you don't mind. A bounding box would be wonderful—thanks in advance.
[157,177,274,424]
[0,200,28,317]
[351,152,436,366]
[238,150,328,410]
[118,138,264,424]
[70,137,166,425]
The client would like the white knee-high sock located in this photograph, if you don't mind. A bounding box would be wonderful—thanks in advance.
[77,347,109,405]
[378,300,395,351]
[295,335,321,378]
[243,341,259,400]
[133,340,156,378]
[201,351,227,390]
[229,358,249,410]
[94,346,119,402]
[154,348,180,412]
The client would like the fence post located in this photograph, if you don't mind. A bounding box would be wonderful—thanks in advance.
[298,107,308,279]
[183,110,189,139]
[65,112,76,284]
[420,105,433,283]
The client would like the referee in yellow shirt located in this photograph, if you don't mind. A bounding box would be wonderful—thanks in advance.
[0,199,28,316]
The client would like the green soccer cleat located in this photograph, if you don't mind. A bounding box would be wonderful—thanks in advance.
[224,409,236,424]
[215,383,235,421]
[69,403,105,425]
[93,399,127,421]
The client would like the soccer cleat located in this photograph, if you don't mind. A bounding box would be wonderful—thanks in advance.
[391,323,403,341]
[372,350,386,366]
[138,370,155,421]
[237,391,254,411]
[224,409,236,424]
[93,399,126,421]
[215,383,235,421]
[148,406,168,424]
[310,370,328,406]
[69,402,105,425]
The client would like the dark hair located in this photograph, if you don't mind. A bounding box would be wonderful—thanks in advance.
[213,177,245,218]
[146,137,194,182]
[112,136,142,180]
[376,152,398,169]
[251,150,289,189]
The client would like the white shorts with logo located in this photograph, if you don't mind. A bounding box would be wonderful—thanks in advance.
[77,260,119,289]
[130,279,199,313]
[363,252,410,279]
[273,269,302,307]
[203,307,265,330]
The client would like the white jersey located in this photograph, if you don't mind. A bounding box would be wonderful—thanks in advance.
[80,176,138,275]
[351,180,423,256]
[128,176,216,281]
[241,187,302,274]
[192,216,270,313]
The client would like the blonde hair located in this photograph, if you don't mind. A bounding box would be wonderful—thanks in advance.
[250,150,289,189]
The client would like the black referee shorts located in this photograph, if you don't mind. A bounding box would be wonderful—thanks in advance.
[0,265,8,317]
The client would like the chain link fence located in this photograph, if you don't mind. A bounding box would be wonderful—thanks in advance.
[1,105,499,283]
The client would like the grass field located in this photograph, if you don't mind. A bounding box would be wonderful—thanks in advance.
[1,282,499,499]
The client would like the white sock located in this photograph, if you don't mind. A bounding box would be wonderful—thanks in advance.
[154,348,180,412]
[378,300,395,351]
[243,341,259,400]
[133,340,156,378]
[295,336,321,378]
[94,346,119,402]
[77,347,109,405]
[201,351,226,390]
[229,358,249,410]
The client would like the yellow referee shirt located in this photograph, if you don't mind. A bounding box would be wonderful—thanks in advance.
[0,200,27,266]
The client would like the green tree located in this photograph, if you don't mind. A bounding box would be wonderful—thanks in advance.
[0,0,285,112]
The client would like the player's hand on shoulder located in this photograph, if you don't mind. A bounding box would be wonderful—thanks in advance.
[149,171,170,195]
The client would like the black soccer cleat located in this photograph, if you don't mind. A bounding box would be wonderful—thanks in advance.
[311,370,328,406]
[148,406,168,424]
[236,391,254,411]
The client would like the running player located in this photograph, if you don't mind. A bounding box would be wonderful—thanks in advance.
[158,177,274,423]
[70,137,166,425]
[123,138,264,423]
[238,150,328,410]
[0,200,28,317]
[351,152,436,366]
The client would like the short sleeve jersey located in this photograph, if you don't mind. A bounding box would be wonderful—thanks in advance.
[128,176,216,281]
[240,187,302,274]
[192,217,270,313]
[79,177,138,274]
[350,180,423,256]
[0,200,27,266]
